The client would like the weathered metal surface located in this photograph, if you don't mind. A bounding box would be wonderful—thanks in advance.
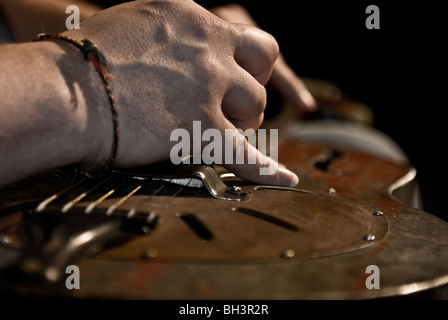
[72,205,448,300]
[0,139,447,300]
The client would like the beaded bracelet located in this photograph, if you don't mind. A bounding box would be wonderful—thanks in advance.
[37,33,118,178]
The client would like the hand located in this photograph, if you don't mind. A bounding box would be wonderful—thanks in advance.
[209,3,317,112]
[65,0,299,187]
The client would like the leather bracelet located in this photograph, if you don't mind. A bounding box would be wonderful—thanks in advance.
[37,33,118,178]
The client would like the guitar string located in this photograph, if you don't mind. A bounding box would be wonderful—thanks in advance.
[125,178,168,219]
[38,172,196,225]
[123,177,194,219]
[105,177,152,216]
[35,177,89,213]
[61,174,116,213]
[83,175,133,214]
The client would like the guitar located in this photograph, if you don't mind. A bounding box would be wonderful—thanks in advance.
[1,131,447,300]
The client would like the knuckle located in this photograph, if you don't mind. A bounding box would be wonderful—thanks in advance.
[254,84,267,114]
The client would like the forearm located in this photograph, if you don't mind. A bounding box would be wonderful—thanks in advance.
[0,0,300,189]
[0,40,110,188]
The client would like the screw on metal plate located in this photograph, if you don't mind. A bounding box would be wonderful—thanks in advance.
[0,235,11,245]
[0,234,23,250]
[282,249,295,259]
[226,185,249,199]
[228,186,242,194]
[141,249,158,260]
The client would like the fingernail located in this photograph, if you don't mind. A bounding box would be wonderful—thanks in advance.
[279,167,299,187]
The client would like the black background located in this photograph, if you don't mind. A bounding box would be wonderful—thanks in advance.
[197,0,446,222]
[203,0,446,223]
[92,0,446,222]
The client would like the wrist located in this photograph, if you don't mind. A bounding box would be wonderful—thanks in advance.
[56,40,115,173]
[30,40,112,173]
[42,39,113,172]
[43,34,118,175]
[0,40,111,186]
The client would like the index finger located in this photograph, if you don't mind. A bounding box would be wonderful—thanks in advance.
[214,118,299,187]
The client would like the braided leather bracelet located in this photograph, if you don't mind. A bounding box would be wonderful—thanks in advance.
[37,33,118,178]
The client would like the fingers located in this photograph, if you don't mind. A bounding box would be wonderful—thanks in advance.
[218,123,299,187]
[269,54,317,112]
[209,4,257,26]
[221,68,267,130]
[233,25,279,85]
[218,23,299,186]
[224,155,299,187]
[219,24,278,130]
[212,4,316,112]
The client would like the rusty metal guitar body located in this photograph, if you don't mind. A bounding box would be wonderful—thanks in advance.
[0,138,447,299]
